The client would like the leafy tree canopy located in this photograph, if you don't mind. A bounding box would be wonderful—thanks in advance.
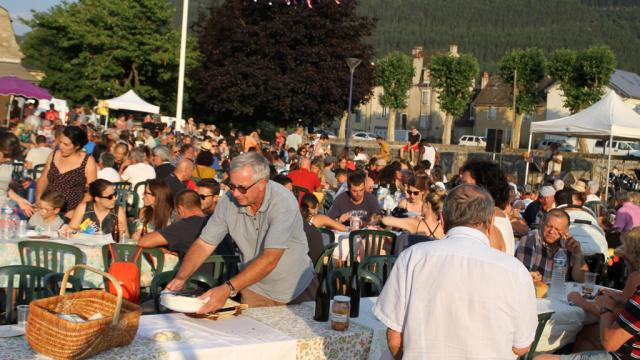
[428,53,479,118]
[190,0,376,129]
[548,45,616,113]
[498,48,547,114]
[21,0,199,113]
[377,51,414,110]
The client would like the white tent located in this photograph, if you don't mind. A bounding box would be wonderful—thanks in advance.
[105,90,160,114]
[525,90,640,199]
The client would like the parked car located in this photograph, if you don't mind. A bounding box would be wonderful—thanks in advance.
[593,140,640,157]
[351,132,377,141]
[537,139,577,152]
[458,135,486,147]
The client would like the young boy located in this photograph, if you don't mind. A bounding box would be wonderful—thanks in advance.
[29,192,65,230]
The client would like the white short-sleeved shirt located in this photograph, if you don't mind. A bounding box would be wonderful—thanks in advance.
[25,147,52,168]
[373,227,537,359]
[121,163,156,200]
[98,167,121,183]
[494,214,516,256]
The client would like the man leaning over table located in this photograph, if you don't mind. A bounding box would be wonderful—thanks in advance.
[166,152,316,312]
[373,184,537,359]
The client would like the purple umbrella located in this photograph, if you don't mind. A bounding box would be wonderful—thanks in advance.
[0,76,52,100]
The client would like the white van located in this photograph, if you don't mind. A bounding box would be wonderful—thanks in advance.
[593,140,640,157]
[537,139,577,152]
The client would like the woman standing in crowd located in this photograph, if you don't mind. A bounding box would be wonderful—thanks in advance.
[132,179,175,241]
[0,132,34,216]
[37,126,97,217]
[65,179,128,237]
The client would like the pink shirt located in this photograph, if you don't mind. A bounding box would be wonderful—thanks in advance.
[615,202,640,233]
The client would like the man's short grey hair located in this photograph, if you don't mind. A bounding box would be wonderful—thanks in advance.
[99,152,115,168]
[152,145,171,162]
[230,152,270,181]
[615,190,631,203]
[129,148,145,163]
[443,184,495,232]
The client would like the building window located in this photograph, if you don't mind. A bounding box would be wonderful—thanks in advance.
[488,106,497,120]
[421,91,430,104]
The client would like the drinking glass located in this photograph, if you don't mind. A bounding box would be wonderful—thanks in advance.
[17,305,29,329]
[583,272,597,299]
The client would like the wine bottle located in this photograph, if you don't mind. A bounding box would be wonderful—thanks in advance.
[314,257,330,322]
[349,261,360,317]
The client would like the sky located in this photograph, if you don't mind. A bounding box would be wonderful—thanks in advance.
[3,0,67,35]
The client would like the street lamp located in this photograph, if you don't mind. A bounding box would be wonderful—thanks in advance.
[345,57,362,150]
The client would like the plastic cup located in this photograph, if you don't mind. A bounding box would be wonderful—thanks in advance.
[583,272,597,299]
[17,305,29,328]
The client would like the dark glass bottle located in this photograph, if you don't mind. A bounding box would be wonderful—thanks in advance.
[314,257,330,322]
[112,218,120,243]
[349,261,360,317]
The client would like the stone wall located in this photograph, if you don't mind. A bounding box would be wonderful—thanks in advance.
[331,139,640,186]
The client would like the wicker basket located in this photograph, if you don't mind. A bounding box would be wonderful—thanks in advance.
[26,264,141,360]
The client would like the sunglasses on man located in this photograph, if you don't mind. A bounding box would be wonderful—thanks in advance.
[227,179,261,194]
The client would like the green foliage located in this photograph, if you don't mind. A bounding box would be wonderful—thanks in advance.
[498,48,547,115]
[356,0,640,73]
[549,45,616,113]
[20,0,200,112]
[376,52,413,110]
[190,0,376,129]
[428,53,480,117]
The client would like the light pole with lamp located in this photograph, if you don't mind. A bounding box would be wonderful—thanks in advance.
[345,57,362,150]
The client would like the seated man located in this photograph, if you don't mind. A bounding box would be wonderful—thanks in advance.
[138,190,234,270]
[555,188,608,257]
[536,288,640,360]
[516,208,589,283]
[328,172,381,224]
[164,159,195,198]
[196,178,220,215]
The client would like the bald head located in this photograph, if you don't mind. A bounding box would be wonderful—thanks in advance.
[299,158,311,170]
[175,159,194,181]
[443,184,495,232]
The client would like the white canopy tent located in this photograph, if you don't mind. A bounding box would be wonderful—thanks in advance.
[526,90,640,199]
[105,90,160,114]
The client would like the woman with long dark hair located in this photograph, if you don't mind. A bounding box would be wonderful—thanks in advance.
[132,179,175,241]
[65,179,127,236]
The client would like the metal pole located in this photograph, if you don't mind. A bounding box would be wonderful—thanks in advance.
[524,132,532,186]
[175,0,189,133]
[346,69,354,150]
[604,133,614,201]
[512,69,517,149]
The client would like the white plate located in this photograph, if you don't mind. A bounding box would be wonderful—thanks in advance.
[160,293,207,313]
[0,325,25,338]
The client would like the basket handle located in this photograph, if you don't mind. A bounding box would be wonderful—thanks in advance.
[60,264,123,326]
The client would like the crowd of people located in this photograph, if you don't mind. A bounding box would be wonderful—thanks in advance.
[4,107,640,359]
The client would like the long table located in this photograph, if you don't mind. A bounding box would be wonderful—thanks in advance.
[0,238,179,288]
[0,304,373,360]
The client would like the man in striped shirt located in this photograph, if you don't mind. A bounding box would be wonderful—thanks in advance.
[536,288,640,360]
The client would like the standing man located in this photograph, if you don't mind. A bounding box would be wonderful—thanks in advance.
[44,104,59,122]
[166,152,316,311]
[418,139,439,175]
[614,190,640,234]
[545,143,563,180]
[286,126,304,151]
[373,185,537,359]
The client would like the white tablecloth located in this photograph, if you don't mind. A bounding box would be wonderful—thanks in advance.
[136,313,297,360]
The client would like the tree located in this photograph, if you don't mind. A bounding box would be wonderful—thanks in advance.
[498,48,546,149]
[549,45,616,151]
[191,0,376,130]
[20,0,199,113]
[428,53,479,145]
[376,52,414,142]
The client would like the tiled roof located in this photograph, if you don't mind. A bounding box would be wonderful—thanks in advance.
[610,69,640,99]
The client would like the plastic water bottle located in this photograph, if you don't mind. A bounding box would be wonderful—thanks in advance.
[0,208,11,241]
[549,251,567,298]
[8,209,18,239]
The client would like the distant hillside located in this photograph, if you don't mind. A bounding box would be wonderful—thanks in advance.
[172,0,640,72]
